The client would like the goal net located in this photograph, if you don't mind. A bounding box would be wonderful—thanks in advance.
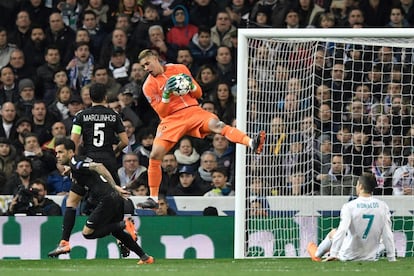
[235,28,414,259]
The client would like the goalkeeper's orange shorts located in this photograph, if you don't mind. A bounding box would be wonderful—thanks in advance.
[154,105,218,146]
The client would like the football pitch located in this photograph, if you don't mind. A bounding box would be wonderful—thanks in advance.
[0,258,413,276]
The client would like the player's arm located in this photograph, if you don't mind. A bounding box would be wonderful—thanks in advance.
[382,205,396,261]
[88,162,130,198]
[114,132,128,155]
[329,204,352,258]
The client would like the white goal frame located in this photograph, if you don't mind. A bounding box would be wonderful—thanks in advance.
[234,28,414,259]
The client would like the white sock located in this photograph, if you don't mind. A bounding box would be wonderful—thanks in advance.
[316,236,332,258]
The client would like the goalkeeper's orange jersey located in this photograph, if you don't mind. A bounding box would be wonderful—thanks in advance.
[142,63,202,120]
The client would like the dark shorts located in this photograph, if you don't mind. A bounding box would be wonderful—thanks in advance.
[86,192,124,229]
[70,181,87,197]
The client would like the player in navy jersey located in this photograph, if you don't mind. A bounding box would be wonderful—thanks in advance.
[48,83,129,258]
[71,82,128,185]
[50,138,153,264]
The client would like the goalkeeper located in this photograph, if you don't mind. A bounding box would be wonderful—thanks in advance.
[307,173,396,262]
[137,49,265,208]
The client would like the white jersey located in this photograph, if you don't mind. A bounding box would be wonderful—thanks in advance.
[330,196,396,261]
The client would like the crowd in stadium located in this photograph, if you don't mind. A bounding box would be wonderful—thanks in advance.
[0,0,413,216]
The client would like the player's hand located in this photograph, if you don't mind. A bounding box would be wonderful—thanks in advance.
[162,76,176,103]
[180,73,196,91]
[61,165,71,176]
[115,185,131,199]
[323,256,338,262]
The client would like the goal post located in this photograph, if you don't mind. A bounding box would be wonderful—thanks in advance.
[235,28,414,259]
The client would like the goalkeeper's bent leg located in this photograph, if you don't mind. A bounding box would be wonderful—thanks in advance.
[220,125,251,147]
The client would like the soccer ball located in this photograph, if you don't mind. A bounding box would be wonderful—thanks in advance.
[171,74,192,96]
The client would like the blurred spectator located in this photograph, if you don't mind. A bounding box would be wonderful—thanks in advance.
[41,121,67,152]
[20,0,52,30]
[195,64,219,102]
[210,134,235,190]
[210,11,237,48]
[118,153,147,188]
[8,48,36,82]
[0,27,17,68]
[392,149,414,195]
[174,136,201,169]
[370,149,396,195]
[0,102,18,141]
[386,5,411,27]
[343,7,365,27]
[11,116,32,156]
[91,65,121,100]
[108,46,131,86]
[147,24,177,63]
[213,45,237,93]
[176,47,199,77]
[283,8,302,28]
[131,3,161,53]
[293,0,325,27]
[22,132,57,180]
[156,196,177,216]
[66,42,94,93]
[344,129,373,176]
[48,85,72,122]
[359,0,391,27]
[84,0,111,31]
[159,152,179,197]
[45,12,76,63]
[121,118,140,153]
[166,5,198,48]
[22,25,48,69]
[134,127,155,168]
[0,66,19,106]
[81,10,107,59]
[46,163,72,196]
[172,165,207,196]
[3,157,32,195]
[320,154,358,196]
[225,0,253,27]
[80,83,92,107]
[188,26,218,68]
[400,0,414,26]
[62,94,84,135]
[212,81,236,125]
[31,100,56,145]
[8,10,32,49]
[189,0,218,28]
[0,137,17,189]
[196,150,217,191]
[204,167,234,196]
[35,46,62,103]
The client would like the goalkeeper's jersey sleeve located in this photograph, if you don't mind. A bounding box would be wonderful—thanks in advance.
[142,63,202,119]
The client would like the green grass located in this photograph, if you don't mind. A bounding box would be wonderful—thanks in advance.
[0,258,413,276]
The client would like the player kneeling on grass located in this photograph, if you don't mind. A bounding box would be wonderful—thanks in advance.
[307,172,396,262]
[50,138,154,264]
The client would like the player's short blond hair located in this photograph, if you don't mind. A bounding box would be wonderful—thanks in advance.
[138,49,158,61]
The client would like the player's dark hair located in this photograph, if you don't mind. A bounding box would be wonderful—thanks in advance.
[89,83,107,103]
[358,173,376,193]
[55,137,75,151]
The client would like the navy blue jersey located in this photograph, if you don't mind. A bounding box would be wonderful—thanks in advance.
[69,155,116,201]
[72,105,125,155]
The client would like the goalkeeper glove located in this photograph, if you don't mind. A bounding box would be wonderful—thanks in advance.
[180,73,196,91]
[162,76,177,103]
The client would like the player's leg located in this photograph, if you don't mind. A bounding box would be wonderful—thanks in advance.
[48,191,83,257]
[139,138,175,205]
[206,117,265,154]
[307,228,336,261]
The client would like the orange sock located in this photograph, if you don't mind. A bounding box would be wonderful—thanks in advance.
[148,159,162,197]
[220,125,250,146]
